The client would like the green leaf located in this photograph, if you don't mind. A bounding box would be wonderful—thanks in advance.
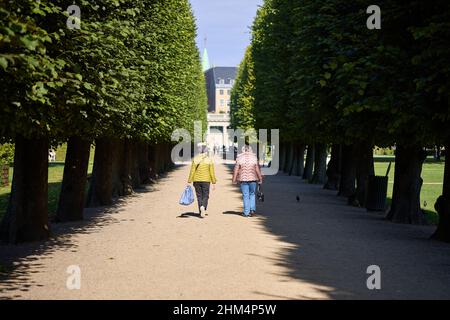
[83,82,94,90]
[0,57,8,70]
[20,36,40,51]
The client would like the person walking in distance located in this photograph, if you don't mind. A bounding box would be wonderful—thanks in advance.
[188,143,217,217]
[232,145,263,217]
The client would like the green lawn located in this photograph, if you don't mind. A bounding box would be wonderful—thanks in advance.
[0,162,94,221]
[0,166,14,220]
[0,143,95,221]
[374,156,444,224]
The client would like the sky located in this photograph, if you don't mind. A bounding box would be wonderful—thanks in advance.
[189,0,263,68]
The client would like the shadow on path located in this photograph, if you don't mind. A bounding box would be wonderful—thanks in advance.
[254,171,450,299]
[178,212,203,219]
[223,211,243,216]
[0,168,176,299]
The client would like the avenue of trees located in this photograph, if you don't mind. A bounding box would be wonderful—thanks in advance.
[0,0,207,243]
[231,0,450,241]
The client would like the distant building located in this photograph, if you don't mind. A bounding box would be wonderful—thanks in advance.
[200,43,237,150]
[204,67,237,114]
[203,66,237,150]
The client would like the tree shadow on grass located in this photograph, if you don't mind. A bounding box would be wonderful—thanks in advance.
[0,192,9,222]
[0,181,63,225]
[0,163,66,221]
[48,162,66,168]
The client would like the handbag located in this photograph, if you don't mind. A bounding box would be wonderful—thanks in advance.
[257,184,264,202]
[179,185,195,206]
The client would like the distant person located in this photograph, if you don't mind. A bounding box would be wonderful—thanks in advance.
[215,144,220,155]
[232,145,263,217]
[48,149,56,162]
[188,143,217,217]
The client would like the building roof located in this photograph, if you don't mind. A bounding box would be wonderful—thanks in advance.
[204,66,238,112]
[207,66,238,85]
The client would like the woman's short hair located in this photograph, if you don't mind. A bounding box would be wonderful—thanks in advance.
[242,145,253,153]
[197,142,208,153]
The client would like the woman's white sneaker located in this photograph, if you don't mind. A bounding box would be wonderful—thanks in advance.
[200,206,206,217]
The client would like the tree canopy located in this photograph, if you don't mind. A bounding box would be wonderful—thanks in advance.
[230,46,255,130]
[242,0,449,147]
[0,0,206,145]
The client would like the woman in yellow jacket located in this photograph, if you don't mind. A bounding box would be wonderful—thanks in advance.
[188,143,217,217]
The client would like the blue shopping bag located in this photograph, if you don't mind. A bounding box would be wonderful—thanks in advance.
[179,185,195,206]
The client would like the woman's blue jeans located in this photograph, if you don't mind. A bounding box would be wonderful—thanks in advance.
[240,181,257,216]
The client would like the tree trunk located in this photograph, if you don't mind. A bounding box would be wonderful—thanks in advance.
[303,144,315,181]
[119,140,135,195]
[56,137,91,222]
[110,139,126,197]
[131,141,141,188]
[289,143,301,176]
[338,144,356,197]
[138,142,151,184]
[0,136,50,243]
[149,142,173,176]
[292,144,306,177]
[161,143,170,173]
[153,144,160,175]
[155,144,164,175]
[311,143,327,184]
[324,144,341,190]
[432,141,450,242]
[279,143,286,173]
[86,138,114,207]
[284,143,294,174]
[354,142,375,207]
[166,143,175,171]
[148,144,158,180]
[386,145,426,224]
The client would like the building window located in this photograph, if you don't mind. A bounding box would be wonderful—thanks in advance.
[227,100,231,106]
[218,78,224,85]
[220,99,224,106]
[220,89,224,95]
[210,126,224,133]
[227,90,231,95]
[230,79,235,85]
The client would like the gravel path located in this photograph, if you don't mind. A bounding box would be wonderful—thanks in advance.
[1,162,450,299]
